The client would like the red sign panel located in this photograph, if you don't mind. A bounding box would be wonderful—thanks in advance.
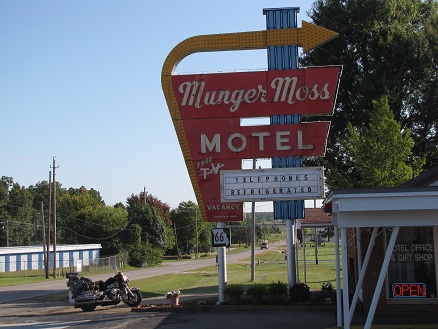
[171,66,339,222]
[194,157,243,222]
[184,119,330,160]
[186,119,329,221]
[172,66,341,119]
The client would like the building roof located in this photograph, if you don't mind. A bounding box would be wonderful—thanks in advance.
[298,208,332,228]
[400,166,438,187]
[324,186,438,228]
[0,244,102,256]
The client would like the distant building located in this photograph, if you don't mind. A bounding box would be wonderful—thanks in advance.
[0,244,101,272]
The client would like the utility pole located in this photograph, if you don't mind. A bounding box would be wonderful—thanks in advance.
[35,213,38,244]
[51,157,59,278]
[2,219,9,247]
[47,171,52,278]
[173,223,180,260]
[41,201,48,279]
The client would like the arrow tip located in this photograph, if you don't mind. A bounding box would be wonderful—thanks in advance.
[301,21,339,53]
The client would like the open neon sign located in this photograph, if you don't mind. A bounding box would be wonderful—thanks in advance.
[392,283,426,298]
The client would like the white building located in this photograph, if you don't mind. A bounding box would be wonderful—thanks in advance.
[0,244,101,273]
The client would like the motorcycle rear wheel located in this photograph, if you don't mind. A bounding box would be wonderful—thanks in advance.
[126,290,142,307]
[80,305,97,312]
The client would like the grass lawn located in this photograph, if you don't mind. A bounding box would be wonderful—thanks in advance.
[0,242,341,298]
[134,242,340,298]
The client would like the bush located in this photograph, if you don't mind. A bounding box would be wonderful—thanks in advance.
[224,284,245,297]
[128,242,163,267]
[246,284,266,297]
[224,284,245,304]
[246,284,266,304]
[289,283,311,303]
[128,249,147,268]
[266,281,288,304]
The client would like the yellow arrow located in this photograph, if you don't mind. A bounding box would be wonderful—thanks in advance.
[161,21,338,222]
[162,21,338,76]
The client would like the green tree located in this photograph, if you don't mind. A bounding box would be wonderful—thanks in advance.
[0,176,12,215]
[8,183,36,246]
[95,205,128,256]
[66,186,104,205]
[125,222,163,267]
[170,201,215,255]
[0,177,12,246]
[338,96,421,188]
[170,201,199,255]
[138,191,174,248]
[123,193,170,266]
[126,194,170,250]
[301,0,438,185]
[28,181,51,214]
[230,220,249,247]
[197,221,215,253]
[57,187,128,255]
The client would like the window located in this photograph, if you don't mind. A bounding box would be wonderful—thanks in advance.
[387,227,437,299]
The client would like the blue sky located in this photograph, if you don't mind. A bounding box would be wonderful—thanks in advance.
[0,1,314,211]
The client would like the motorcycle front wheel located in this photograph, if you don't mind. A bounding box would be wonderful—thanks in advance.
[126,290,142,307]
[80,304,97,312]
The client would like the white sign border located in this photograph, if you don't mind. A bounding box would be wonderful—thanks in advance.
[220,166,325,202]
[211,228,231,247]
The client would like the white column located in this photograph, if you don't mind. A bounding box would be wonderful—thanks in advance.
[356,228,363,302]
[349,227,378,323]
[334,226,342,327]
[341,227,350,329]
[286,219,296,288]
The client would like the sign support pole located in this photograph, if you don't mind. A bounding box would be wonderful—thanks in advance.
[264,7,301,289]
[217,222,227,303]
[286,221,295,286]
[251,159,256,282]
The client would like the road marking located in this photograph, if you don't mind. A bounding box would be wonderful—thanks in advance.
[0,319,90,328]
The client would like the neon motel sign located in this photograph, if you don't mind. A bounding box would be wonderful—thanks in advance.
[162,22,340,222]
[170,67,340,221]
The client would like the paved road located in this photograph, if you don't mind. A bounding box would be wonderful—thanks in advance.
[0,245,271,304]
[0,300,341,329]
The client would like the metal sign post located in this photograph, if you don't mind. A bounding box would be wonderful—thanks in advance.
[216,222,227,303]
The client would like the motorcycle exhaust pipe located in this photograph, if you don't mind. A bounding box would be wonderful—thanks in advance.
[74,301,98,309]
[101,299,121,306]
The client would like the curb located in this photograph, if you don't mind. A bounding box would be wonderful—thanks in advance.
[132,303,337,313]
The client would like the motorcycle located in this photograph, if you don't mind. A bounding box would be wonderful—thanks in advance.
[67,267,142,312]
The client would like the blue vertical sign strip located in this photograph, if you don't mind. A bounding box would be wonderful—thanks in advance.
[264,7,304,220]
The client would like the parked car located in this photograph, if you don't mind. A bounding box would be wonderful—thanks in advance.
[260,242,268,249]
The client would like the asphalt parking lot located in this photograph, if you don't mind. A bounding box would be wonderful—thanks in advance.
[1,297,437,329]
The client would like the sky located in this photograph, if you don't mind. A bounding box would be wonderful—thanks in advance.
[0,1,319,212]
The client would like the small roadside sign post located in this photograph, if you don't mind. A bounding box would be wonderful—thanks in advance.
[212,228,231,247]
